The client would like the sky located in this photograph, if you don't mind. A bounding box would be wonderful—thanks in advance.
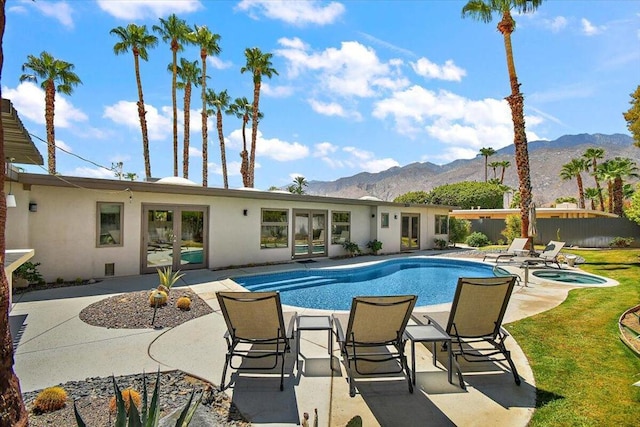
[3,0,640,190]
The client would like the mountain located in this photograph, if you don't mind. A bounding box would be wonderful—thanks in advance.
[305,133,639,206]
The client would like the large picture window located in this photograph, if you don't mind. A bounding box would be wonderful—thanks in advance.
[435,214,448,234]
[331,211,351,244]
[261,209,289,249]
[97,202,123,247]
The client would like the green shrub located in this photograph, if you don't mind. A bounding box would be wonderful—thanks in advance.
[434,238,447,249]
[465,232,490,247]
[448,218,471,246]
[13,261,43,284]
[366,239,383,254]
[609,237,634,248]
[424,181,505,209]
[342,241,360,257]
[56,277,64,284]
[501,215,522,243]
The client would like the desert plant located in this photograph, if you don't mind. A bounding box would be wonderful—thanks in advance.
[13,261,43,284]
[433,238,447,249]
[156,266,185,294]
[75,370,201,427]
[610,236,634,248]
[33,386,67,414]
[109,388,141,413]
[448,217,471,246]
[56,277,64,284]
[149,290,168,307]
[75,277,83,285]
[465,232,490,247]
[345,415,363,427]
[176,296,191,310]
[366,239,383,254]
[342,241,360,257]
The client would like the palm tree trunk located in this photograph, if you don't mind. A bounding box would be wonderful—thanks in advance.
[577,175,585,208]
[484,156,488,182]
[500,166,506,184]
[592,162,605,211]
[0,4,29,423]
[607,181,614,213]
[216,110,228,189]
[613,177,624,216]
[500,11,532,239]
[241,115,250,187]
[133,50,152,180]
[201,51,208,187]
[45,80,56,175]
[249,79,261,188]
[171,43,178,177]
[183,83,191,179]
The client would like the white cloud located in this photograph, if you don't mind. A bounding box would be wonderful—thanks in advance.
[308,99,362,120]
[208,57,233,70]
[189,146,202,158]
[342,146,399,173]
[581,18,604,36]
[103,101,171,141]
[97,0,202,20]
[56,139,73,153]
[226,129,309,161]
[289,172,305,180]
[357,32,416,58]
[314,142,338,157]
[21,0,74,28]
[4,82,88,128]
[261,83,294,98]
[67,166,115,179]
[236,0,345,26]
[544,16,568,33]
[411,58,466,82]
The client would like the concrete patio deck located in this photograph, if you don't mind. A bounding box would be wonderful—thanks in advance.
[9,252,601,426]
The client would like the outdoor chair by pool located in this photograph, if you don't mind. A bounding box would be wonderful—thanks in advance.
[482,237,529,263]
[333,295,417,397]
[534,240,566,268]
[419,276,521,385]
[216,291,297,391]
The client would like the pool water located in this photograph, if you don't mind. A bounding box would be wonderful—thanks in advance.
[232,257,496,310]
[532,270,607,285]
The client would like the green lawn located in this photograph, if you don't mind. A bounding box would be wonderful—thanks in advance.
[506,249,640,426]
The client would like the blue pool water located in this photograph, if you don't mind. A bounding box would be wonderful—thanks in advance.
[232,257,496,310]
[532,270,607,285]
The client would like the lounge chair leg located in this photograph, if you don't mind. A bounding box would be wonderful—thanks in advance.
[280,354,285,391]
[220,356,230,391]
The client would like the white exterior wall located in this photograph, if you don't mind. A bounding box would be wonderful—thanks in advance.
[5,178,451,282]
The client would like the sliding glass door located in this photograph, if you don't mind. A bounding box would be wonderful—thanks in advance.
[292,209,327,258]
[401,214,420,251]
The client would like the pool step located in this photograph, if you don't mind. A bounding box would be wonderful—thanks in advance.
[244,276,339,292]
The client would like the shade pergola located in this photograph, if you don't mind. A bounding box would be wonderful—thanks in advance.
[2,98,43,166]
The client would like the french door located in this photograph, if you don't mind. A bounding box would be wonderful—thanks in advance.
[401,214,420,251]
[292,209,327,258]
[142,204,208,273]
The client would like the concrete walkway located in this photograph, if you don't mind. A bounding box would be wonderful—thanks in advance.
[10,253,607,426]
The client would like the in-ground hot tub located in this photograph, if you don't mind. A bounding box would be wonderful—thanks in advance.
[532,270,608,285]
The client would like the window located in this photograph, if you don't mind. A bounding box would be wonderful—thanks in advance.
[331,211,351,244]
[261,209,289,249]
[435,215,448,234]
[97,202,123,247]
[381,212,390,228]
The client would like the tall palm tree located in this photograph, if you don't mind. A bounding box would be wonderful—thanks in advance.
[110,24,158,180]
[499,160,511,184]
[174,58,201,179]
[583,147,605,211]
[240,47,278,188]
[463,0,542,239]
[479,147,496,182]
[191,25,221,187]
[20,51,82,175]
[584,187,599,211]
[596,161,616,214]
[153,14,192,177]
[228,96,258,188]
[0,5,29,425]
[205,89,231,189]
[288,176,308,194]
[488,161,500,180]
[560,158,588,208]
[603,157,639,216]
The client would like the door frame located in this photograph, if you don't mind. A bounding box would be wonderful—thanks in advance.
[400,213,420,251]
[292,209,328,259]
[141,203,209,274]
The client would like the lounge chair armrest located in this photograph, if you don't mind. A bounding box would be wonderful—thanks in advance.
[499,326,511,338]
[332,314,345,344]
[285,312,298,339]
[422,314,449,336]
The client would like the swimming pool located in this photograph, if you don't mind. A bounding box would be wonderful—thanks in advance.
[232,257,496,310]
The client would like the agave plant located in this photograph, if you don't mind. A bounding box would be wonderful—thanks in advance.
[74,370,201,427]
[156,266,185,293]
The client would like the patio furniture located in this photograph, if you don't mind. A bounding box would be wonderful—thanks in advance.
[333,295,417,397]
[419,276,521,385]
[296,315,333,370]
[482,238,529,263]
[534,240,566,268]
[216,291,297,391]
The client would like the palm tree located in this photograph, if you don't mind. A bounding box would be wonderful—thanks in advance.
[583,147,605,211]
[479,147,496,182]
[228,96,262,188]
[1,5,29,424]
[288,176,308,194]
[153,14,192,177]
[191,25,221,187]
[110,24,158,180]
[463,0,542,239]
[175,58,201,179]
[205,89,231,189]
[488,161,500,180]
[584,187,599,210]
[560,158,588,208]
[603,157,639,216]
[20,51,82,174]
[596,161,616,214]
[240,47,278,188]
[499,160,511,184]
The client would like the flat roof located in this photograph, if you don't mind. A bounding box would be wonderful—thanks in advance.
[2,98,44,165]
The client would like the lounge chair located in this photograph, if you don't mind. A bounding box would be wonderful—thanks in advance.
[534,240,566,268]
[419,276,521,385]
[482,238,529,263]
[333,295,417,397]
[216,291,297,391]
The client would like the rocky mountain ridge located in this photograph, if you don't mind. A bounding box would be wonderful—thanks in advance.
[305,133,638,207]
